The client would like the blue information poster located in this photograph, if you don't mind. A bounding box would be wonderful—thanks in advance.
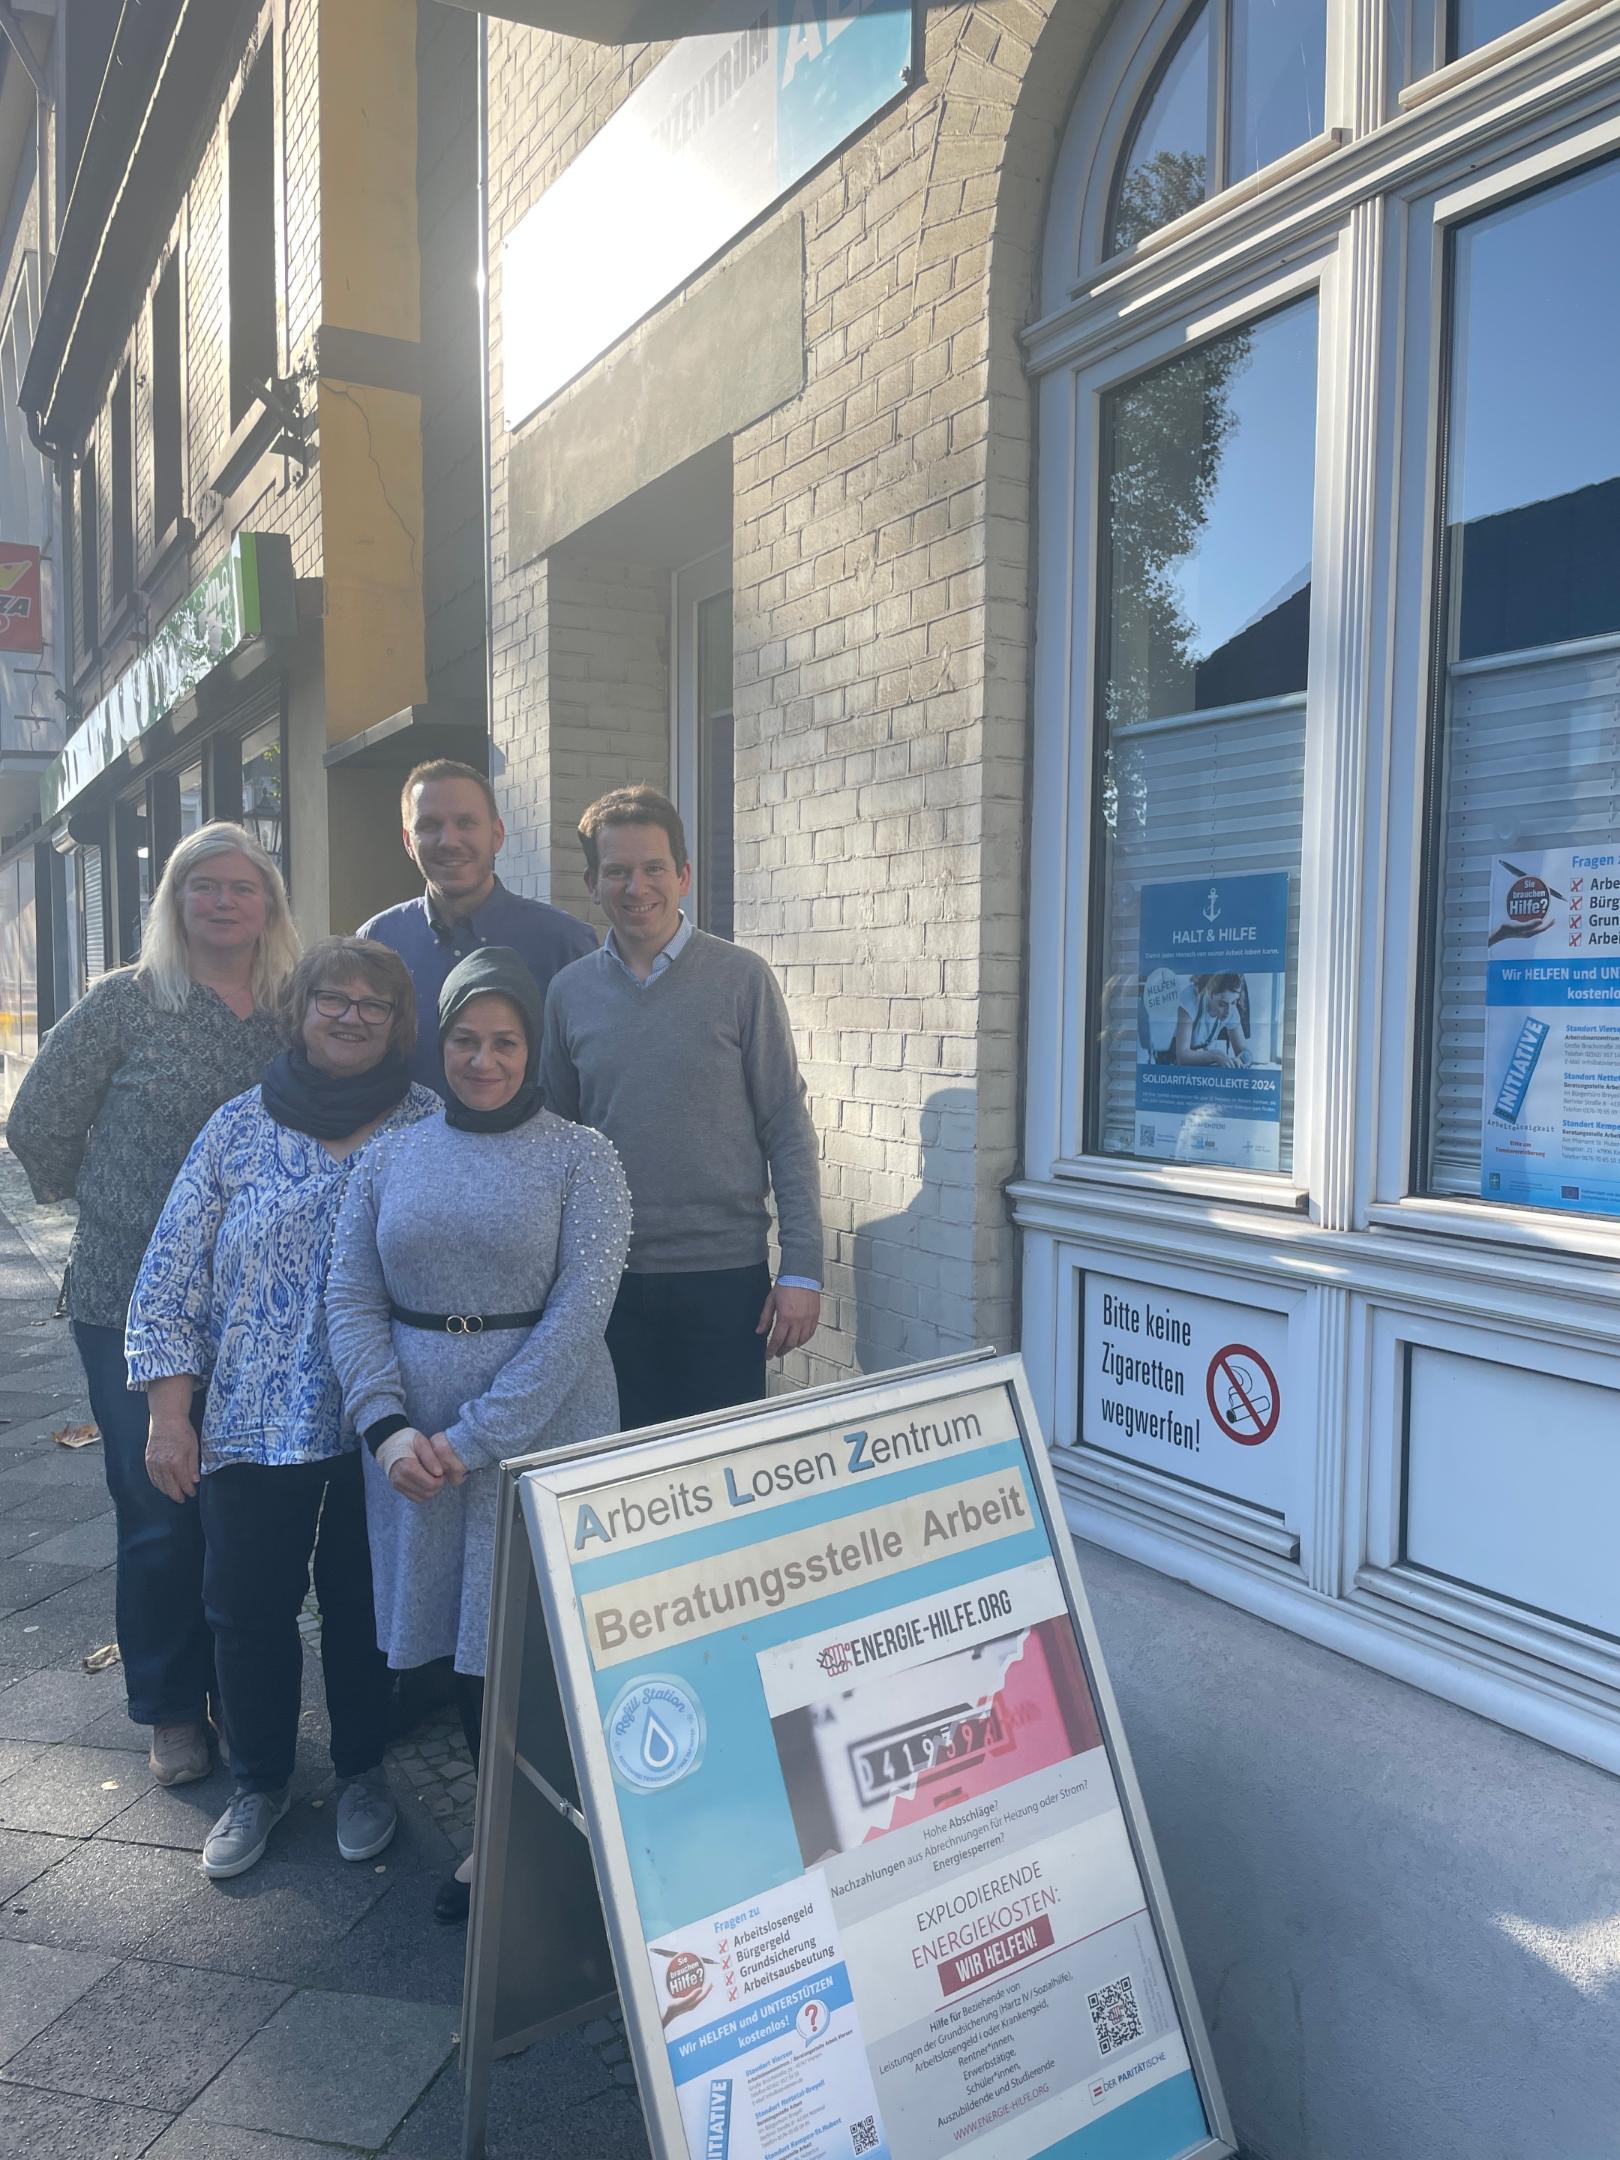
[1134,874,1289,1172]
[1482,847,1620,1213]
[551,1377,1218,2160]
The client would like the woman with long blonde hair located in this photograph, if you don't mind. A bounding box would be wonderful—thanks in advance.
[8,821,299,1787]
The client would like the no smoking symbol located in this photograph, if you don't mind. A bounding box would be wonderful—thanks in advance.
[1206,1344,1280,1445]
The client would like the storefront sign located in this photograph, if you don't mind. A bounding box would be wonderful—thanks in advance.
[1135,872,1289,1171]
[42,534,289,820]
[0,543,43,656]
[503,0,915,426]
[496,1355,1232,2160]
[1082,1275,1290,1517]
[1481,846,1620,1214]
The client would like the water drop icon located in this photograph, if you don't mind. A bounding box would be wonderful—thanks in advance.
[641,1710,677,1773]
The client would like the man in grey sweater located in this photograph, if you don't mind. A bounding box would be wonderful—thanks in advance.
[539,786,823,1430]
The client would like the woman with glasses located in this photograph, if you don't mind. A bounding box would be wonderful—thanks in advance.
[7,823,298,1791]
[327,946,631,1922]
[125,938,438,1879]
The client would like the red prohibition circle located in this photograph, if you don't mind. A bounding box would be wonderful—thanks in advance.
[1205,1344,1281,1445]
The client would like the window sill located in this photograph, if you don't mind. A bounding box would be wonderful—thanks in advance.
[1397,0,1613,110]
[1366,1195,1620,1269]
[143,516,196,588]
[1042,1156,1311,1214]
[209,404,279,498]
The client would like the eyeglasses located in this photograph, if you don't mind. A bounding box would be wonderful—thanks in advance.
[311,992,396,1026]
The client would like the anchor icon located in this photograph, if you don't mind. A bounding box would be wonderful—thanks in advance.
[1202,886,1221,925]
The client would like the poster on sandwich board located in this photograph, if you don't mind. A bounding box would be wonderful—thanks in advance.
[479,1351,1233,2160]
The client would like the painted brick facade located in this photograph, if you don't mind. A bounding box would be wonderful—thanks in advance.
[485,4,1100,1385]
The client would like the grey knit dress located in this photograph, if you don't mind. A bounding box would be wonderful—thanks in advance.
[326,1108,631,1675]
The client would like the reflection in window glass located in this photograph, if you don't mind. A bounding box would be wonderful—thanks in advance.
[1451,0,1546,58]
[1108,0,1326,256]
[1109,5,1211,255]
[1092,297,1318,1169]
[1230,0,1327,184]
[241,721,285,881]
[1428,158,1620,1201]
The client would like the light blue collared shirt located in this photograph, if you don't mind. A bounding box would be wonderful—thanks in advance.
[603,910,694,985]
[599,913,819,1293]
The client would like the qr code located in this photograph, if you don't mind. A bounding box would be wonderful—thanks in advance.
[1087,1974,1143,2057]
[850,2114,879,2156]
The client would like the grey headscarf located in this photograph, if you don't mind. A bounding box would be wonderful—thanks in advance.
[437,946,544,1133]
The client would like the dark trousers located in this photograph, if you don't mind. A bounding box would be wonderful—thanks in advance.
[72,1320,215,1728]
[454,1672,485,1772]
[199,1452,389,1793]
[606,1263,771,1433]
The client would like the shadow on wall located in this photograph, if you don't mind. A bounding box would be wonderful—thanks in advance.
[852,1083,980,1376]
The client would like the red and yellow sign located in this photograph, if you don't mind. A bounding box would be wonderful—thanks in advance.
[0,544,42,656]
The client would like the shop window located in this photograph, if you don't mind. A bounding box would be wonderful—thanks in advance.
[228,42,276,429]
[151,251,183,542]
[77,845,107,986]
[1108,0,1327,255]
[110,365,134,607]
[240,719,285,880]
[1089,296,1317,1174]
[179,760,205,838]
[1422,155,1620,1209]
[76,447,99,658]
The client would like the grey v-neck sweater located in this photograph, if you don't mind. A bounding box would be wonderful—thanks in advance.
[538,930,824,1279]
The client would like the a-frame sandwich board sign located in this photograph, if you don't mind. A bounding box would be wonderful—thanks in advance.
[460,1348,1235,2160]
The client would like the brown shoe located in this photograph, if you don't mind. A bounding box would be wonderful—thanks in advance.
[150,1721,212,1787]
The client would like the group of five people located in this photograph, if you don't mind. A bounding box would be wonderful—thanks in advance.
[7,764,823,1918]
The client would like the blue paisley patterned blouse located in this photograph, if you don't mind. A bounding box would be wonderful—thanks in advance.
[125,1082,439,1473]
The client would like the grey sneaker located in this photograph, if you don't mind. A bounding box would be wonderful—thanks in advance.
[150,1720,211,1787]
[202,1786,290,1879]
[336,1766,397,1862]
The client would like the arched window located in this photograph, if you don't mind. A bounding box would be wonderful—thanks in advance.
[1107,0,1328,255]
[1022,0,1620,1760]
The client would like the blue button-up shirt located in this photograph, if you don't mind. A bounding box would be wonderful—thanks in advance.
[360,879,597,1097]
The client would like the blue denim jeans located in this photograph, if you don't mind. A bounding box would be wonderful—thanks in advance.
[71,1320,216,1728]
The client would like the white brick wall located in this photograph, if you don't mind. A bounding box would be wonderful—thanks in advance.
[486,3,1106,1383]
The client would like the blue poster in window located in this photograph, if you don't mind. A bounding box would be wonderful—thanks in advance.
[1135,874,1289,1172]
[1482,847,1620,1214]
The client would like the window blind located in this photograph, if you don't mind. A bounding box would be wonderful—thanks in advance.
[1429,637,1620,1196]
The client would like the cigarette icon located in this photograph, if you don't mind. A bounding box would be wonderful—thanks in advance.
[1492,1016,1548,1124]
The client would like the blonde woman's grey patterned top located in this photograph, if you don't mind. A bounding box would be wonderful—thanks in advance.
[326,1108,631,1674]
[6,970,286,1328]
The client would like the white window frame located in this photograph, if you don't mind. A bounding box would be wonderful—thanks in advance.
[671,544,732,932]
[1018,0,1620,1776]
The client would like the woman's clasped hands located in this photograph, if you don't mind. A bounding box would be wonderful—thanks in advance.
[376,1428,469,1504]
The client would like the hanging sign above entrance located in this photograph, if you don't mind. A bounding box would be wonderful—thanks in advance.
[502,0,916,427]
[462,1351,1235,2160]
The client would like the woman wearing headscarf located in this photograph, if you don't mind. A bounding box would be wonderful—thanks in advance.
[327,945,632,1923]
[6,823,298,1789]
[126,938,439,1878]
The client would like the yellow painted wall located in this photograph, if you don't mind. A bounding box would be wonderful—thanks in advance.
[318,379,428,742]
[317,0,427,748]
[319,0,421,340]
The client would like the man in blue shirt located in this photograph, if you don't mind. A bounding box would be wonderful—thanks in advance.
[358,759,596,1098]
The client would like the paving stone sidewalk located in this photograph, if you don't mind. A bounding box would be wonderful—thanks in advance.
[0,1149,648,2159]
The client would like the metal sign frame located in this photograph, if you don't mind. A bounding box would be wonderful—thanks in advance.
[461,1349,1236,2160]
